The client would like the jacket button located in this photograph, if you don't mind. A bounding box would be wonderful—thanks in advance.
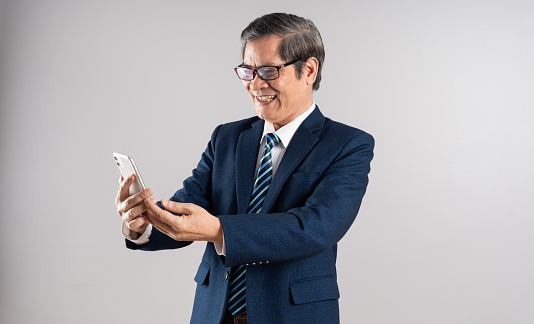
[224,271,229,280]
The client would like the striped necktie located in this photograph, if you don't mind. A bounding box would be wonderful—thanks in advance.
[227,132,281,317]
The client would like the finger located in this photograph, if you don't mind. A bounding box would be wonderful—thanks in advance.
[143,212,170,237]
[117,174,135,203]
[122,203,148,222]
[160,199,194,215]
[144,198,179,231]
[145,198,170,222]
[143,202,157,220]
[126,215,149,233]
[122,188,153,213]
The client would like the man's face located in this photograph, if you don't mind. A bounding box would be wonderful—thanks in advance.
[242,36,313,130]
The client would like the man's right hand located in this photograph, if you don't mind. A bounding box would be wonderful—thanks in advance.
[115,174,154,236]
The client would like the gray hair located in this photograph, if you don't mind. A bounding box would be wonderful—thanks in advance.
[240,13,325,91]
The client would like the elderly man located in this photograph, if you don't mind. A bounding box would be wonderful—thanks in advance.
[116,12,374,324]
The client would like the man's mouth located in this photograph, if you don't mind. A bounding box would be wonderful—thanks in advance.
[256,95,277,102]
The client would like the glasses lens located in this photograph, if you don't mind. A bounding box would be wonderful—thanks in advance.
[236,68,254,80]
[257,67,279,80]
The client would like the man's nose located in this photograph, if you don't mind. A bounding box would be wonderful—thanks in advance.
[249,74,269,90]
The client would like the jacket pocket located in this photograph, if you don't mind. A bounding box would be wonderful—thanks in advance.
[289,276,340,304]
[194,260,210,286]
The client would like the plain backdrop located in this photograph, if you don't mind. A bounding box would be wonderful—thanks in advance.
[1,0,533,323]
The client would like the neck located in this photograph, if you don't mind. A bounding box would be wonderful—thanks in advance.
[272,100,314,131]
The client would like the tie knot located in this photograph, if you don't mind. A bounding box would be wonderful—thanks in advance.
[265,133,280,150]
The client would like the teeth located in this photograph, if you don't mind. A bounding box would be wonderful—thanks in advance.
[257,95,276,102]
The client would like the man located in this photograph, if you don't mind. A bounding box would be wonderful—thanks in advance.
[115,13,374,324]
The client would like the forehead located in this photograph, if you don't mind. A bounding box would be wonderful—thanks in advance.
[243,35,283,66]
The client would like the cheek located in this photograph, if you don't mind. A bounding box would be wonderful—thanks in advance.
[269,81,282,96]
[243,82,254,100]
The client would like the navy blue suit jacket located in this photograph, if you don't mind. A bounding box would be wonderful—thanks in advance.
[127,107,374,323]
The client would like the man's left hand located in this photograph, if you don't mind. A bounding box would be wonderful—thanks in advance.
[144,198,224,244]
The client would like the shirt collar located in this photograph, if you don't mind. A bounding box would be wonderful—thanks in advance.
[261,102,316,148]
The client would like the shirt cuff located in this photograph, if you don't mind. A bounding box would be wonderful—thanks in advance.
[122,222,152,245]
[214,234,226,256]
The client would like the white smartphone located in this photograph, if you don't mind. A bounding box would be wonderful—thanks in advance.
[113,152,146,195]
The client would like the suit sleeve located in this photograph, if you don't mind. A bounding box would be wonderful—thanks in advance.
[219,131,374,266]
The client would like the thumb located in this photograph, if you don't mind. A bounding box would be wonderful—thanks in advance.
[161,199,193,215]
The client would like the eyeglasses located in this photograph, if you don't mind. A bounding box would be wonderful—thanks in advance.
[234,59,301,81]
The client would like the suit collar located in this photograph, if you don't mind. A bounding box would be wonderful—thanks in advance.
[297,104,325,133]
[261,102,317,149]
[261,106,325,212]
[235,118,264,214]
[235,105,325,214]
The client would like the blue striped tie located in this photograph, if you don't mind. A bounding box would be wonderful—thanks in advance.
[227,133,281,317]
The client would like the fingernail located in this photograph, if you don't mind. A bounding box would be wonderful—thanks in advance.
[161,199,168,206]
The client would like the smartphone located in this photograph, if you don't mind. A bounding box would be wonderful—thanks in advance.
[113,152,146,195]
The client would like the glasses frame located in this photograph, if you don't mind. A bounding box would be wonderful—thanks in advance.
[234,58,302,81]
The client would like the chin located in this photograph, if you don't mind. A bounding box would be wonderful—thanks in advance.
[256,109,276,121]
[256,110,267,121]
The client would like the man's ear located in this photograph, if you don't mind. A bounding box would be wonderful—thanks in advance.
[303,57,319,86]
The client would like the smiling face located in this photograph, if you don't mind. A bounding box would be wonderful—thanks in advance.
[242,36,316,130]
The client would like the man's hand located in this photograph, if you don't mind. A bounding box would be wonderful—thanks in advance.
[144,198,223,244]
[116,174,153,235]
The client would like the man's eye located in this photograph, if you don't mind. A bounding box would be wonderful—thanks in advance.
[259,68,277,76]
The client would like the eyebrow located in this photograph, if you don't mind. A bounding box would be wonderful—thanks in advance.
[239,62,278,68]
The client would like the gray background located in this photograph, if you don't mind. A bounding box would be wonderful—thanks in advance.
[1,0,533,323]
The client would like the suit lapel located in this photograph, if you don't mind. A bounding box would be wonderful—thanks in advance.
[261,107,326,213]
[235,119,264,214]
